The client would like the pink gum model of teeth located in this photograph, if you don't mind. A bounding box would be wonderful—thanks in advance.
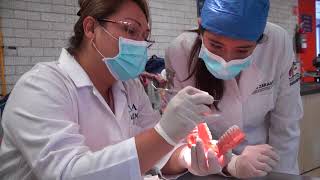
[187,123,245,157]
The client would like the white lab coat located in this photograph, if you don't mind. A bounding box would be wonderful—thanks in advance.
[0,49,163,180]
[165,22,303,174]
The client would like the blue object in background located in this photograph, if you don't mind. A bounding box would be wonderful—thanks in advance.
[145,55,165,74]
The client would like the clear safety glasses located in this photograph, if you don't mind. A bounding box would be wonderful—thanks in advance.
[97,18,155,48]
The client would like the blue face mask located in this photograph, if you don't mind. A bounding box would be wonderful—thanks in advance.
[199,44,253,80]
[92,27,148,81]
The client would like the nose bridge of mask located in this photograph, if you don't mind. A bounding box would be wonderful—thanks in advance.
[201,44,252,68]
[199,43,253,80]
[105,37,148,59]
[113,38,148,68]
[119,37,148,56]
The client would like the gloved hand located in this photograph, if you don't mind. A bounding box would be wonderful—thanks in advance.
[227,144,280,179]
[178,139,232,176]
[154,86,215,146]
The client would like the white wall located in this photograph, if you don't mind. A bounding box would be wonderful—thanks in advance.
[268,0,298,39]
[148,0,198,57]
[0,0,298,91]
[0,0,78,91]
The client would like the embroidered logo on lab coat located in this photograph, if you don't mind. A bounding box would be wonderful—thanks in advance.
[252,81,274,94]
[289,62,301,86]
[128,104,139,123]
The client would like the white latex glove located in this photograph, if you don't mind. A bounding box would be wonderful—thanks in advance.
[178,139,231,176]
[227,144,280,179]
[154,86,214,146]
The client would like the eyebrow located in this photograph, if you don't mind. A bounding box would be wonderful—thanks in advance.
[208,39,224,46]
[236,45,255,49]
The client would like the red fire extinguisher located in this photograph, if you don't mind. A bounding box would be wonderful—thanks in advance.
[295,23,307,54]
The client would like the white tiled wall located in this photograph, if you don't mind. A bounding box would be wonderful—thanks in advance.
[268,0,298,40]
[148,0,198,57]
[0,0,298,91]
[0,0,78,91]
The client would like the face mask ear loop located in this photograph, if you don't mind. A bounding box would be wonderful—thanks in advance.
[200,35,209,53]
[91,38,106,59]
[100,26,122,59]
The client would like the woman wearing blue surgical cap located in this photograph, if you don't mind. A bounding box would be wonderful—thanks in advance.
[0,0,220,179]
[165,0,303,178]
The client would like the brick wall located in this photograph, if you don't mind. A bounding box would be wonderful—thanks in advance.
[268,0,298,39]
[0,0,298,92]
[0,0,78,91]
[148,0,198,57]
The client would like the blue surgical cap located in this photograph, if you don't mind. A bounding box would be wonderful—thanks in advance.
[200,0,270,41]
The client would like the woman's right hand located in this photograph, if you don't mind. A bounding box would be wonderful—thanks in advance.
[227,144,280,178]
[154,86,215,146]
[178,139,222,176]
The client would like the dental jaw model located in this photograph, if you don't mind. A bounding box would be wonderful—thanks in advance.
[187,123,245,157]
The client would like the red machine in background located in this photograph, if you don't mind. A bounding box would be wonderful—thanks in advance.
[295,23,308,54]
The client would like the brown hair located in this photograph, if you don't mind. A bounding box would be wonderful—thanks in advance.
[67,0,150,55]
[185,26,265,109]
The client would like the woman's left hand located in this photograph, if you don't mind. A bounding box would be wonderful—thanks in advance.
[178,139,231,176]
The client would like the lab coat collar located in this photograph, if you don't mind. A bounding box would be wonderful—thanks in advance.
[58,49,128,93]
[238,25,271,102]
[239,61,264,102]
[113,81,128,126]
[113,81,127,97]
[58,48,93,88]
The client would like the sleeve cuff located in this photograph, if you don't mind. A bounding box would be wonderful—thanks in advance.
[158,170,188,180]
[153,143,186,179]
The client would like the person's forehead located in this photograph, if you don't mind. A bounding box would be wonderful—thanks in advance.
[204,31,255,45]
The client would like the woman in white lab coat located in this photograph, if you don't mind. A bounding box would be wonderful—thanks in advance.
[0,0,227,179]
[165,0,303,178]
